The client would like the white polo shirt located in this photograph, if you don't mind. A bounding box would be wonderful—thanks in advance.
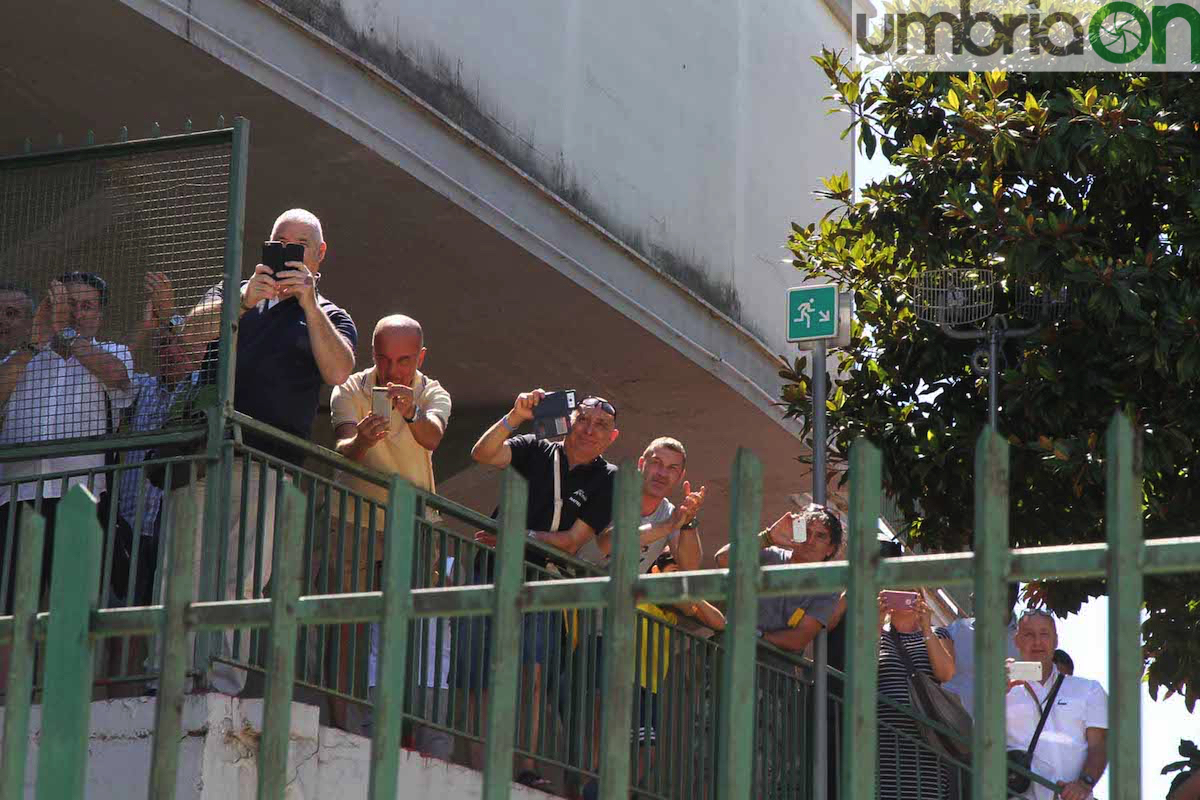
[0,341,134,504]
[1005,666,1108,799]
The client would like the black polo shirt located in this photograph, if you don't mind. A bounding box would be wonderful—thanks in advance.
[505,434,617,536]
[204,284,357,461]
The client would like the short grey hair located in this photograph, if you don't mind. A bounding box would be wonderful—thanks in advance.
[271,208,324,244]
[373,314,424,348]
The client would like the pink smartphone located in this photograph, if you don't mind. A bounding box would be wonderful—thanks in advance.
[881,590,919,610]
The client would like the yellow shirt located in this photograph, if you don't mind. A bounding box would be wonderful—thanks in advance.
[330,367,451,509]
[636,603,677,693]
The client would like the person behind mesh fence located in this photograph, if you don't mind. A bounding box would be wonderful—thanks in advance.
[173,208,357,695]
[0,272,133,614]
[107,272,200,610]
[0,283,34,356]
[326,313,452,748]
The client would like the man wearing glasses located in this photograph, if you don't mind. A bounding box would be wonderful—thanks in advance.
[465,390,620,789]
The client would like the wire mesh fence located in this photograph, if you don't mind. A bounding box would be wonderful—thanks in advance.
[0,132,231,458]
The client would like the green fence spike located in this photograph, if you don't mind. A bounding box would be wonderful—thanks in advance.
[481,470,528,800]
[366,477,417,800]
[0,509,46,798]
[152,122,161,137]
[36,486,102,798]
[22,138,31,154]
[54,133,63,148]
[257,483,306,800]
[842,438,882,800]
[218,114,226,129]
[716,448,762,800]
[147,491,198,800]
[1106,411,1143,800]
[119,126,128,142]
[86,130,95,146]
[971,427,1010,797]
[185,118,193,133]
[597,462,642,799]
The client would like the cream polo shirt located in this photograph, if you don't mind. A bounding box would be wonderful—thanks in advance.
[1005,665,1108,799]
[330,367,451,509]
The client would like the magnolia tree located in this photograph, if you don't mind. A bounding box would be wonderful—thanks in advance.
[784,51,1200,712]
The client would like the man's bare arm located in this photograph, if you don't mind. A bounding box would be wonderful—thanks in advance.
[530,518,597,556]
[472,390,544,468]
[406,411,446,452]
[763,616,825,653]
[674,526,703,570]
[0,350,34,411]
[71,340,131,392]
[594,520,675,557]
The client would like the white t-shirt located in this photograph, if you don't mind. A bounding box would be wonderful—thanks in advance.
[1005,666,1108,799]
[0,341,134,504]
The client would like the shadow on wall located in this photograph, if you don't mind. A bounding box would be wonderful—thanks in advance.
[268,0,751,336]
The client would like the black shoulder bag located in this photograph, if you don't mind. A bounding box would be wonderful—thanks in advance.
[1007,673,1065,795]
[887,628,973,762]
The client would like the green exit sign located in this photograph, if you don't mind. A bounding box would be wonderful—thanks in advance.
[787,284,838,342]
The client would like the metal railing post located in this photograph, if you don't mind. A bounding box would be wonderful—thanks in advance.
[0,509,45,797]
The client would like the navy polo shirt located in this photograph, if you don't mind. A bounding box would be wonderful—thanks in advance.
[504,433,617,537]
[205,284,357,461]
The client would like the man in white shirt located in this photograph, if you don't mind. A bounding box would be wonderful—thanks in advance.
[0,273,133,612]
[1006,610,1108,800]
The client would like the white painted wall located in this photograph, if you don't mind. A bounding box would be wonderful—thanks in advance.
[292,0,851,351]
[0,695,544,799]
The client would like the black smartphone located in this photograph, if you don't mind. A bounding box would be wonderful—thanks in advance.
[532,389,577,439]
[261,241,306,275]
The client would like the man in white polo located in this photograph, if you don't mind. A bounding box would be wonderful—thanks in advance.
[1006,610,1108,800]
[330,313,451,748]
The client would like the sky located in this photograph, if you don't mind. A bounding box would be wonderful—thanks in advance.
[1054,596,1195,798]
[848,115,1197,797]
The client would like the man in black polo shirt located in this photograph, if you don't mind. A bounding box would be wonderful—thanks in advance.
[176,208,356,694]
[462,390,619,788]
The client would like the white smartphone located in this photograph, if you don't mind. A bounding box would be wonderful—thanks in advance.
[1008,661,1043,682]
[791,516,807,543]
[372,387,391,418]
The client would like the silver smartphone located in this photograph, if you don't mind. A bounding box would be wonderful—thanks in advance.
[791,516,807,543]
[372,387,391,418]
[1008,661,1043,682]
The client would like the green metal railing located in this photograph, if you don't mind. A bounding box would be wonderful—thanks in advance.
[0,413,1184,798]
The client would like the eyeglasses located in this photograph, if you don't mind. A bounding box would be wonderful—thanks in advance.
[579,396,617,419]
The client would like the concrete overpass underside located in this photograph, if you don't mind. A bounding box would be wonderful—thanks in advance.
[1,0,812,562]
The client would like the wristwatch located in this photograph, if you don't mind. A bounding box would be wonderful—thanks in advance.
[403,406,420,424]
[1080,774,1097,788]
[57,327,79,349]
[167,313,186,334]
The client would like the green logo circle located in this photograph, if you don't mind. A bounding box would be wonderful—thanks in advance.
[1090,2,1151,63]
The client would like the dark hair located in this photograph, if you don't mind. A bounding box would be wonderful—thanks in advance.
[56,272,108,306]
[1052,648,1074,672]
[799,503,843,560]
[0,282,34,307]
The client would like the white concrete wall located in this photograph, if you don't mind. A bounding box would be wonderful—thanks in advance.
[281,0,851,352]
[0,695,543,799]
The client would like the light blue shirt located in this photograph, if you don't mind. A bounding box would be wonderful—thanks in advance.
[942,615,1020,717]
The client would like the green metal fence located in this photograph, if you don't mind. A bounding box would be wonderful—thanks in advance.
[0,413,1184,798]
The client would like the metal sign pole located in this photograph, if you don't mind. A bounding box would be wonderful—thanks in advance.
[812,339,829,800]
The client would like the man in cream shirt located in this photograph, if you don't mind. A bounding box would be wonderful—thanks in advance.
[329,314,451,740]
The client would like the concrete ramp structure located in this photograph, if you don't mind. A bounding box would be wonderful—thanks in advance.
[0,0,852,552]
